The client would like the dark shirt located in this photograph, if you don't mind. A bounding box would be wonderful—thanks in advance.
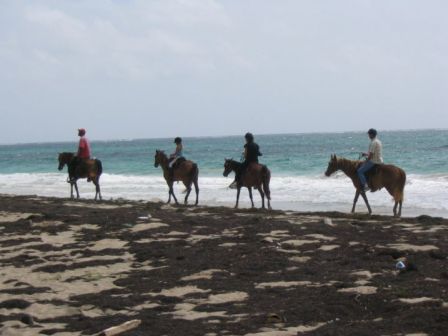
[244,142,262,163]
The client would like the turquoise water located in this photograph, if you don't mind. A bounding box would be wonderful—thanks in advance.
[0,130,447,217]
[1,130,447,176]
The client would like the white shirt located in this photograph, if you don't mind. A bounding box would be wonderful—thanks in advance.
[368,138,383,164]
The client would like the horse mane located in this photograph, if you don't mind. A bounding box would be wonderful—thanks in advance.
[336,156,360,174]
[227,159,242,167]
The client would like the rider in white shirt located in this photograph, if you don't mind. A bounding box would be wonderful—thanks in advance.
[357,128,383,192]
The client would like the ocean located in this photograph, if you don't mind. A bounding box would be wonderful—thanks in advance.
[1,130,447,217]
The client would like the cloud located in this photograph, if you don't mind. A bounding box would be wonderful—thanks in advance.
[0,1,248,81]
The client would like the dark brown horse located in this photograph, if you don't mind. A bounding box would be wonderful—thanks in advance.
[154,150,199,205]
[223,159,271,209]
[58,152,103,200]
[325,155,406,217]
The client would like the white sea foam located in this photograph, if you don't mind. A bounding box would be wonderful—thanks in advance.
[0,172,447,217]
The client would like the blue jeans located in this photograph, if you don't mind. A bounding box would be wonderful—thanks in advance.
[357,160,375,187]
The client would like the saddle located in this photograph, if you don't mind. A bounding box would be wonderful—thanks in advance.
[358,162,381,190]
[364,164,380,179]
[69,157,102,182]
[170,157,186,170]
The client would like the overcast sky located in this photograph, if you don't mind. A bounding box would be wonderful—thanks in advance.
[1,0,447,144]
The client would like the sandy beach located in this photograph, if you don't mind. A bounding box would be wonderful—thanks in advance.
[0,195,447,335]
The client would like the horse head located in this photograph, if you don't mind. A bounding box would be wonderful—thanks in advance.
[223,158,235,177]
[58,152,74,171]
[154,150,166,168]
[325,154,338,177]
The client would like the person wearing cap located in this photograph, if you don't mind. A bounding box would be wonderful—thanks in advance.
[357,128,383,192]
[230,132,262,188]
[68,128,92,181]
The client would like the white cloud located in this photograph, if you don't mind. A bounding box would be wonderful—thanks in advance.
[1,1,247,81]
[0,0,447,143]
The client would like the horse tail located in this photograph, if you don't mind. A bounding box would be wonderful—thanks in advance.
[394,168,406,202]
[262,165,271,200]
[96,159,103,177]
[189,162,199,187]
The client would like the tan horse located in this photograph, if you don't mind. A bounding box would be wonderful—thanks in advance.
[154,150,199,205]
[325,155,406,217]
[58,152,103,200]
[223,159,271,210]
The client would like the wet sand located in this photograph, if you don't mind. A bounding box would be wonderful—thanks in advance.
[0,195,447,335]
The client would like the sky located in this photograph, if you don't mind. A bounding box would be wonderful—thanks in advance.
[0,0,447,144]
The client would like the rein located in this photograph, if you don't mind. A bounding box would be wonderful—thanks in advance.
[228,160,242,172]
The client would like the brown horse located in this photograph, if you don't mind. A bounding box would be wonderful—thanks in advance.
[223,159,271,210]
[58,152,103,200]
[154,150,199,205]
[324,155,406,217]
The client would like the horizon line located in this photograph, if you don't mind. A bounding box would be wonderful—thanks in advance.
[1,127,447,146]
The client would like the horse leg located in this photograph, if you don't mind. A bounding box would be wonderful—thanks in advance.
[70,183,74,199]
[235,187,241,209]
[393,201,398,217]
[94,179,102,201]
[398,200,403,217]
[258,186,265,209]
[184,182,192,205]
[167,181,172,204]
[351,190,360,213]
[194,179,199,206]
[248,187,254,208]
[169,184,178,205]
[360,191,372,215]
[73,182,80,199]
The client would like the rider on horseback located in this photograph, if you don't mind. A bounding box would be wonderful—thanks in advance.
[68,128,92,182]
[230,132,262,189]
[357,128,383,192]
[169,137,184,178]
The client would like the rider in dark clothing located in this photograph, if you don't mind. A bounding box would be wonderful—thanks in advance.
[230,132,262,188]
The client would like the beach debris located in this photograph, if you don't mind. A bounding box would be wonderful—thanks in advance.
[137,214,152,220]
[266,313,286,323]
[97,319,141,336]
[323,217,335,227]
[20,314,34,326]
[395,260,407,271]
[395,257,416,272]
[261,237,274,243]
